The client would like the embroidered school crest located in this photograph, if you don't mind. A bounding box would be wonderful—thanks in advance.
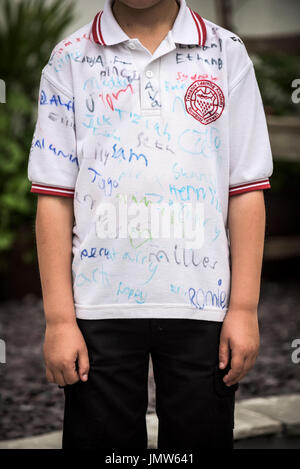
[184,80,225,125]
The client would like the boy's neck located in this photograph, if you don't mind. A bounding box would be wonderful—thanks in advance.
[112,0,180,54]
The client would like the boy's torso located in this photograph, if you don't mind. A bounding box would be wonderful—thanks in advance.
[29,1,271,321]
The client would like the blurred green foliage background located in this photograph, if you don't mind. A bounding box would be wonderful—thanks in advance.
[0,0,75,266]
[253,52,300,117]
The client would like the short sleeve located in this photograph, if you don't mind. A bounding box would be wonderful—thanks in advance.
[228,62,273,196]
[28,72,78,197]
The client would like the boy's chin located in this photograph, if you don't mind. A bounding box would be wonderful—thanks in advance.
[116,0,165,10]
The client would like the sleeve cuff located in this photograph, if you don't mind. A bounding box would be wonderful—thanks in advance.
[229,179,271,196]
[31,183,75,198]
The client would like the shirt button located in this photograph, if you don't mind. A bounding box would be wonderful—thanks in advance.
[128,42,136,50]
[145,70,154,79]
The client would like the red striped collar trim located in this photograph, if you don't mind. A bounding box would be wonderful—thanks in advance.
[92,11,106,46]
[189,8,207,47]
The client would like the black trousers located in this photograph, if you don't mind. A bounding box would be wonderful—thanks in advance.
[62,319,237,450]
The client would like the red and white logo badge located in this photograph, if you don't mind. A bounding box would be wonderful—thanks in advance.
[184,80,225,125]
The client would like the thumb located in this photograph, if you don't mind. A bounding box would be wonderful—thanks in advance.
[219,333,230,370]
[78,346,90,382]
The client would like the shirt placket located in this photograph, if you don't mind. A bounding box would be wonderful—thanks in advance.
[125,39,172,118]
[140,60,161,117]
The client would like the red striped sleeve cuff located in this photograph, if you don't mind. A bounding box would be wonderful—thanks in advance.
[229,179,271,196]
[31,183,75,198]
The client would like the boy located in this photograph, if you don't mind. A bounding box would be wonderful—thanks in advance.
[28,0,273,449]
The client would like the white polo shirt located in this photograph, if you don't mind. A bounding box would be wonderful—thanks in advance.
[28,0,273,321]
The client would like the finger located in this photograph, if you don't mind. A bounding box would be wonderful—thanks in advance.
[78,347,90,382]
[46,368,55,383]
[53,371,66,387]
[239,356,256,382]
[62,361,80,385]
[219,335,230,370]
[223,354,246,386]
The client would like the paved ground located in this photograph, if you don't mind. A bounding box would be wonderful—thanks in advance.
[0,394,299,449]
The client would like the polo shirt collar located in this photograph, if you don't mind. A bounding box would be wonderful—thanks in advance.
[92,0,207,47]
[172,0,207,46]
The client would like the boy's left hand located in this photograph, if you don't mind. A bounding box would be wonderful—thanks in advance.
[219,309,260,387]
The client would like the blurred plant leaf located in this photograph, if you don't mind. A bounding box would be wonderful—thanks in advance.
[0,0,75,264]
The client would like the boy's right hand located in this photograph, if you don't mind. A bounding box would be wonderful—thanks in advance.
[43,322,90,386]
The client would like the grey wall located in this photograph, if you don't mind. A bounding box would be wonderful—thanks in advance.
[232,0,300,36]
